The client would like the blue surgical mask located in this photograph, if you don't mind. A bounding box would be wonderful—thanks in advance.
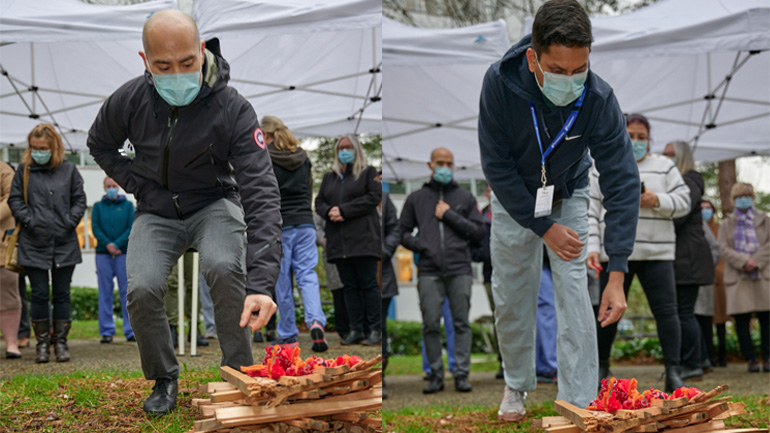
[535,58,588,107]
[734,196,753,211]
[701,208,714,222]
[106,187,119,200]
[632,140,648,161]
[148,58,201,107]
[338,149,355,164]
[31,150,51,165]
[433,166,453,184]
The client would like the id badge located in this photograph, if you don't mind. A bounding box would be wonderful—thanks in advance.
[534,185,555,218]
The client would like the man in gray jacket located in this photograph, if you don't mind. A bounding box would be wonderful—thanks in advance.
[400,147,486,394]
[87,10,281,416]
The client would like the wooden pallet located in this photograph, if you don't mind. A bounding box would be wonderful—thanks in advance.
[188,355,383,433]
[536,385,764,433]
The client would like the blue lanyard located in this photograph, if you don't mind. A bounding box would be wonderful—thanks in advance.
[529,87,587,171]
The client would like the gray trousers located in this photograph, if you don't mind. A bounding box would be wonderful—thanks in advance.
[126,199,252,381]
[490,187,597,408]
[418,274,473,379]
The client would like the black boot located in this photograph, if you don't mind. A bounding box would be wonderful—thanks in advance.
[679,365,704,381]
[341,330,365,345]
[665,365,686,393]
[188,326,209,347]
[52,320,72,362]
[169,325,178,349]
[143,378,178,416]
[32,319,50,364]
[363,330,381,346]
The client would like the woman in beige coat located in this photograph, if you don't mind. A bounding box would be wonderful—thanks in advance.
[1,161,22,359]
[718,182,770,373]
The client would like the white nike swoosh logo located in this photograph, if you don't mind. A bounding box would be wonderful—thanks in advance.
[564,135,582,141]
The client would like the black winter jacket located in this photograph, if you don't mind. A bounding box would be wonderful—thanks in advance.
[315,165,382,262]
[8,161,86,269]
[674,171,714,286]
[268,144,313,227]
[400,180,486,277]
[382,192,401,299]
[86,39,282,297]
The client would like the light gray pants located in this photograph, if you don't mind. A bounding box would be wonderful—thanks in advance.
[126,198,252,381]
[418,274,473,379]
[490,187,597,407]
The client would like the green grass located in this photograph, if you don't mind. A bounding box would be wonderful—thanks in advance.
[383,395,770,432]
[387,354,499,376]
[0,366,222,432]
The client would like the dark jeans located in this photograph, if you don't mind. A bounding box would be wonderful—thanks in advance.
[696,314,715,366]
[335,257,381,334]
[26,265,76,321]
[383,297,392,360]
[18,273,30,338]
[332,289,349,338]
[676,284,702,368]
[734,311,770,363]
[598,261,681,366]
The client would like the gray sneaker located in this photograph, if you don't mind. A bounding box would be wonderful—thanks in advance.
[498,387,527,422]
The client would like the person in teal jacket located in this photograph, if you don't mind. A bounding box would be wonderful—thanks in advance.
[91,177,135,343]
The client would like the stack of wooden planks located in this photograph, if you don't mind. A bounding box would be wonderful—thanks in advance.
[533,385,766,433]
[187,355,383,433]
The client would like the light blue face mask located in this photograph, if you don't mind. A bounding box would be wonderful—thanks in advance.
[734,196,753,211]
[106,187,119,200]
[338,149,355,164]
[433,166,453,184]
[535,57,588,107]
[632,140,648,161]
[147,56,202,107]
[31,150,51,165]
[701,208,714,222]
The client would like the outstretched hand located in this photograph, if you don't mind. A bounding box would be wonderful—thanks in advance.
[240,294,277,332]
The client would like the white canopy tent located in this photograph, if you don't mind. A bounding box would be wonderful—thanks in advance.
[0,0,381,151]
[383,0,769,181]
[382,18,509,181]
[557,0,770,162]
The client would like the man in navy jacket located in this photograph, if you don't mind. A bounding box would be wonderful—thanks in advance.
[478,0,640,420]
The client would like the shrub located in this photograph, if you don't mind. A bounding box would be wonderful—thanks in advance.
[385,319,488,356]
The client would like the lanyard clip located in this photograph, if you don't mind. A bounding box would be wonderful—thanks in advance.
[541,164,547,188]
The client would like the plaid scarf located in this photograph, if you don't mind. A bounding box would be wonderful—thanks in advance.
[734,208,760,279]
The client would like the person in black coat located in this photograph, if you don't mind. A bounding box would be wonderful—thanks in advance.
[400,147,487,394]
[315,134,382,346]
[381,190,400,399]
[664,141,714,380]
[8,124,86,364]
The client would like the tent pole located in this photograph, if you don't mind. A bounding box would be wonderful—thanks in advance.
[31,43,35,114]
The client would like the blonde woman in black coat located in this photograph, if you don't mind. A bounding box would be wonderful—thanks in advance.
[8,124,86,364]
[315,135,382,346]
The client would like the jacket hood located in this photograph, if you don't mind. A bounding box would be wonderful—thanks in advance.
[142,37,231,106]
[496,34,542,102]
[268,143,308,171]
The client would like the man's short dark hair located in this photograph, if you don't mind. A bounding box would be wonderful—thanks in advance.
[531,0,593,57]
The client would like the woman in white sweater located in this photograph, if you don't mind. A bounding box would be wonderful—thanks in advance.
[587,113,692,392]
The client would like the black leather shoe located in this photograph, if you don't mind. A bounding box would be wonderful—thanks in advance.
[454,376,472,392]
[341,330,365,345]
[126,336,136,342]
[188,327,209,347]
[423,376,444,394]
[748,361,760,372]
[362,330,381,346]
[252,331,264,343]
[101,336,113,344]
[143,378,178,416]
[265,329,278,342]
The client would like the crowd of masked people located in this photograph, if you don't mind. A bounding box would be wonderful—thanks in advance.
[1,119,383,362]
[379,112,770,402]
